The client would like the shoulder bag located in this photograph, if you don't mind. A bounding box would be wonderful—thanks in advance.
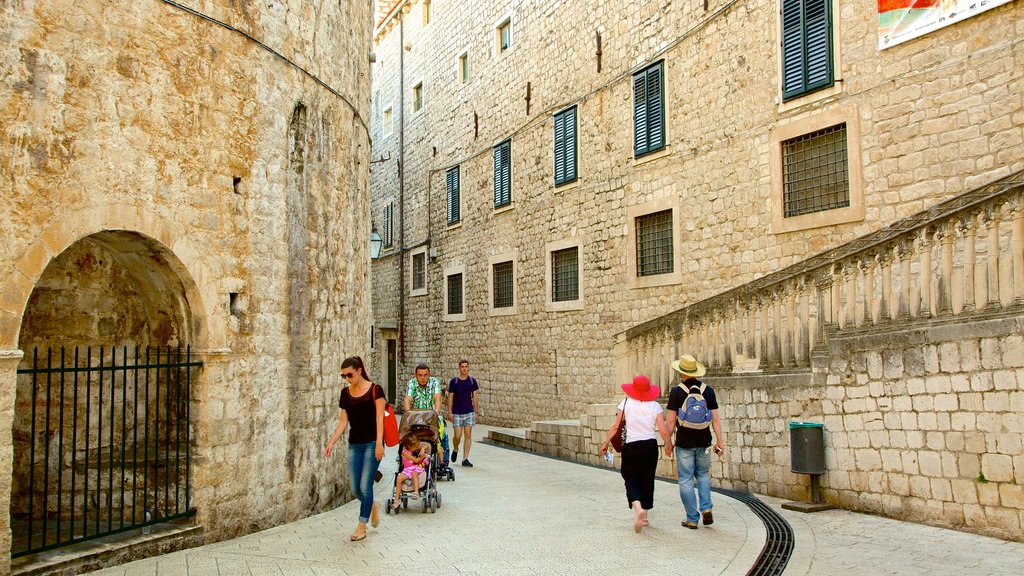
[610,399,628,453]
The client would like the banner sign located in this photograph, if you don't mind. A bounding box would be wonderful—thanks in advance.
[878,0,1014,50]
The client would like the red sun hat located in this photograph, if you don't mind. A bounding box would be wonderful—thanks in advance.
[621,375,660,401]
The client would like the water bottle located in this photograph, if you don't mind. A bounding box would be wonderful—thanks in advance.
[604,450,614,464]
[143,509,151,534]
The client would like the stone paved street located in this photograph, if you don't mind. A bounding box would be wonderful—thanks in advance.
[86,427,1024,576]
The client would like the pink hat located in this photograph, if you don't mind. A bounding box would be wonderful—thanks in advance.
[621,375,659,401]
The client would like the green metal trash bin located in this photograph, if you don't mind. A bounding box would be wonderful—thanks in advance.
[789,421,825,475]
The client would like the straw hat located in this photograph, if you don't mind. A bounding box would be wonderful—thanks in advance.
[621,375,660,401]
[671,354,706,378]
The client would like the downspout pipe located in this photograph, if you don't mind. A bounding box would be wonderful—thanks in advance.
[398,11,406,366]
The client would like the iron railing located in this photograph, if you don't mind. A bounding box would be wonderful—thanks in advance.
[13,346,200,558]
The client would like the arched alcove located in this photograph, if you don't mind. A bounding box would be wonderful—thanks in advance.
[11,230,201,556]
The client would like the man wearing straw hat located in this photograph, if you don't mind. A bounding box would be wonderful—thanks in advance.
[665,354,725,529]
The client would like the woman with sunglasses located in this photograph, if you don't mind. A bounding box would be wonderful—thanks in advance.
[325,356,385,541]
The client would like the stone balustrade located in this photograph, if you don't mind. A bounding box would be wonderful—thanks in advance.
[618,170,1024,388]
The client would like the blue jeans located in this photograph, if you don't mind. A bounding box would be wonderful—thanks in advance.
[348,441,381,524]
[675,446,712,523]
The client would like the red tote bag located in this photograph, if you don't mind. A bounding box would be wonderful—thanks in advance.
[375,386,400,447]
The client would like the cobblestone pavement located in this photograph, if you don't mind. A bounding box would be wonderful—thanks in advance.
[88,426,1024,576]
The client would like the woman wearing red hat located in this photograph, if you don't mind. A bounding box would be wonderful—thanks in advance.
[599,375,672,533]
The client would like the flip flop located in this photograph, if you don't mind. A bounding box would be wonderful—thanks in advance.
[350,532,367,542]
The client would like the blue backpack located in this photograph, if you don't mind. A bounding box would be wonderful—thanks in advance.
[677,383,711,430]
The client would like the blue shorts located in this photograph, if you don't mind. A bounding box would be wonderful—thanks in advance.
[453,412,476,427]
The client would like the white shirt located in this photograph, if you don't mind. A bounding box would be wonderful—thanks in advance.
[616,398,663,443]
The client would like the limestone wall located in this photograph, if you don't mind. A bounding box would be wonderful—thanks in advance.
[1,0,371,568]
[494,312,1024,541]
[368,0,1024,426]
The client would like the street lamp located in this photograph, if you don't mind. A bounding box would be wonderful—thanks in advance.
[370,226,383,259]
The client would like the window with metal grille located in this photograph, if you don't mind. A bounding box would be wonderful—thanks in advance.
[492,261,514,308]
[782,123,849,218]
[554,106,577,186]
[383,202,394,247]
[781,0,833,101]
[447,273,463,315]
[493,139,511,208]
[633,62,665,157]
[446,166,460,225]
[551,247,579,302]
[412,252,426,290]
[635,209,673,277]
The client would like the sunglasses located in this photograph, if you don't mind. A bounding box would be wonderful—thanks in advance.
[342,372,356,379]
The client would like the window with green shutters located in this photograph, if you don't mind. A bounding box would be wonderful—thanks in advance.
[781,0,833,102]
[551,247,579,302]
[493,139,511,208]
[447,273,463,315]
[632,62,665,157]
[635,209,673,277]
[492,261,514,308]
[553,106,577,186]
[446,166,461,225]
[383,201,394,248]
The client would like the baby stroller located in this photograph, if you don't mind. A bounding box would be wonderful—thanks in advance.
[386,410,444,514]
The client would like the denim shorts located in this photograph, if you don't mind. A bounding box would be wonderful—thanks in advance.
[453,412,476,427]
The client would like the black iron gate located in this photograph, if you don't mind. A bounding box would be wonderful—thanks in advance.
[12,346,200,558]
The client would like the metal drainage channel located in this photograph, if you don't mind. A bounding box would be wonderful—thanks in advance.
[713,487,794,576]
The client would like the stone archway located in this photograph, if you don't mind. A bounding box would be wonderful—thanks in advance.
[11,230,202,557]
[0,207,223,565]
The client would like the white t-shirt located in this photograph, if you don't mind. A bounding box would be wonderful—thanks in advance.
[616,398,663,444]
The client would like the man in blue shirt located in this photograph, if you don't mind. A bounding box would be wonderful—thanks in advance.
[447,359,480,467]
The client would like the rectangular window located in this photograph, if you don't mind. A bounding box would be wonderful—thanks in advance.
[446,166,461,225]
[632,62,665,157]
[412,252,426,290]
[492,261,514,308]
[447,273,464,315]
[383,202,394,248]
[459,53,470,82]
[498,19,511,53]
[423,1,431,26]
[493,139,511,208]
[383,106,393,137]
[782,123,849,218]
[413,82,423,113]
[635,209,673,277]
[553,106,578,186]
[551,247,579,302]
[781,0,834,101]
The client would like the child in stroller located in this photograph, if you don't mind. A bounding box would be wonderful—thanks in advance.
[391,435,428,508]
[386,410,443,513]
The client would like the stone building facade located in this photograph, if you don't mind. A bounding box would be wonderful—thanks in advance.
[368,0,1022,422]
[1,0,371,571]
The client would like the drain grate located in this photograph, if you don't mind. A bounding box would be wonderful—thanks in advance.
[714,488,794,576]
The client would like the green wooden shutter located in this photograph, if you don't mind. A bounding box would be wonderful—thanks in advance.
[554,111,566,184]
[781,0,833,101]
[446,166,460,225]
[494,140,511,208]
[564,106,577,182]
[633,72,648,156]
[554,106,577,185]
[645,65,664,153]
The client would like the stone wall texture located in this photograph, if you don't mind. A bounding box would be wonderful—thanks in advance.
[492,312,1024,541]
[368,0,1024,425]
[1,0,372,570]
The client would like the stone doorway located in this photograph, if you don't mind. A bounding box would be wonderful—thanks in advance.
[11,231,202,558]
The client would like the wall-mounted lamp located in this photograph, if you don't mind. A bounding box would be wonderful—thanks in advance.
[370,226,383,259]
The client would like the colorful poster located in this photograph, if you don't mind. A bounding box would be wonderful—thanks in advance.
[878,0,1014,50]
